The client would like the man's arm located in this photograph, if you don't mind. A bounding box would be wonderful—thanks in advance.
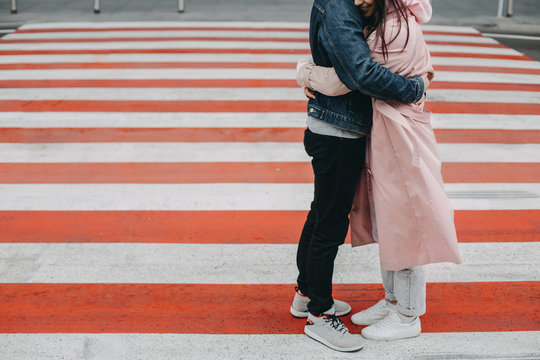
[320,0,424,104]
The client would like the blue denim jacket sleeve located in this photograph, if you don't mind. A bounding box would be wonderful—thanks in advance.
[320,0,424,104]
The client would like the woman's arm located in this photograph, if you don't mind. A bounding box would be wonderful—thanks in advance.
[296,59,352,97]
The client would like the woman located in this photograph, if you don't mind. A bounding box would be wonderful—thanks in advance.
[296,0,462,341]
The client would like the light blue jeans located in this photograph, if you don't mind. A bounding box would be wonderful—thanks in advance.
[381,266,426,317]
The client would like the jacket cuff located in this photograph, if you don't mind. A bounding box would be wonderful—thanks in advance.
[413,76,425,102]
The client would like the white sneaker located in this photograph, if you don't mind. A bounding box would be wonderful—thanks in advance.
[290,287,351,318]
[304,308,365,352]
[351,299,396,325]
[361,311,421,341]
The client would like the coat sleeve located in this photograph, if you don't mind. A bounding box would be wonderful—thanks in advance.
[297,60,352,97]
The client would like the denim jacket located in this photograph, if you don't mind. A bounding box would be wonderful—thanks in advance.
[308,0,425,134]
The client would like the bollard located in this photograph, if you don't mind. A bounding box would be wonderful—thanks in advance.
[497,0,504,17]
[94,0,100,14]
[507,0,514,17]
[178,0,184,13]
[11,0,17,14]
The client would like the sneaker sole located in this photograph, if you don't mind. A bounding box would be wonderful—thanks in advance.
[361,327,421,341]
[290,306,351,318]
[351,314,389,326]
[304,327,365,352]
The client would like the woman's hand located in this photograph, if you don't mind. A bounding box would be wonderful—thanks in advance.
[304,87,316,99]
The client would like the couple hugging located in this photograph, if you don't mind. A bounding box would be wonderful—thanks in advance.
[290,0,462,352]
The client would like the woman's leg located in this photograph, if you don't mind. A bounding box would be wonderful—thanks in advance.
[394,266,426,318]
[380,266,397,303]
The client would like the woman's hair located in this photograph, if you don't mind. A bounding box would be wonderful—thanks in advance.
[364,0,411,60]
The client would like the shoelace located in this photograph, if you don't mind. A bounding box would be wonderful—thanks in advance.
[324,314,349,334]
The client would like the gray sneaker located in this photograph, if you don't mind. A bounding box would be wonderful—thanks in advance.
[290,287,351,318]
[304,308,365,352]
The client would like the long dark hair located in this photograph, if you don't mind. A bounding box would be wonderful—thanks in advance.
[364,0,410,61]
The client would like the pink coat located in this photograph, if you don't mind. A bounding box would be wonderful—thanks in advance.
[298,11,462,271]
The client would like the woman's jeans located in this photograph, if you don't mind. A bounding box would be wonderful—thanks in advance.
[381,266,426,317]
[296,129,366,316]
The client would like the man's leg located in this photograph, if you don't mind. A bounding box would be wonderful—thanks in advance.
[296,201,316,296]
[303,131,366,315]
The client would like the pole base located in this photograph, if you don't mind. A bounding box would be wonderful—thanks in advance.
[11,10,17,14]
[178,10,184,13]
[94,9,100,13]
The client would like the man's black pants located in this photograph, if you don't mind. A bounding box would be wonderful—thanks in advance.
[296,129,366,316]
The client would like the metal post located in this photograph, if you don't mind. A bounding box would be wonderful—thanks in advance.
[178,0,184,13]
[506,0,514,17]
[11,0,17,14]
[94,0,100,13]
[497,0,504,17]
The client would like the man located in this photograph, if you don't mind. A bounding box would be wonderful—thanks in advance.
[290,0,430,352]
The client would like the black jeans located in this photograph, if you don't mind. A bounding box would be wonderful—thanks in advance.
[296,129,366,316]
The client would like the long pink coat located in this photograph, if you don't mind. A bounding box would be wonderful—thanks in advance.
[349,12,462,270]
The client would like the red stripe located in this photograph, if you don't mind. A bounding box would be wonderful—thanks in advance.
[0,37,506,48]
[0,210,537,244]
[0,162,538,185]
[2,62,538,75]
[0,79,538,92]
[0,49,530,61]
[433,129,540,144]
[1,128,538,144]
[0,160,539,186]
[1,100,539,114]
[0,282,537,333]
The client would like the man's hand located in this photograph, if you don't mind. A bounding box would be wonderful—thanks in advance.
[304,87,316,99]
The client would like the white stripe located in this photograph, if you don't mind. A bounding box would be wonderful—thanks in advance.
[18,22,476,33]
[0,87,306,101]
[3,31,496,44]
[421,24,479,33]
[431,56,540,69]
[433,71,540,84]
[0,53,307,64]
[0,41,520,56]
[0,242,537,283]
[18,22,479,35]
[483,32,540,41]
[0,143,537,163]
[18,21,311,30]
[1,54,535,70]
[2,333,538,360]
[0,40,312,51]
[4,112,538,130]
[0,69,537,84]
[431,114,540,130]
[428,44,521,55]
[4,30,310,40]
[1,88,538,103]
[0,183,538,210]
[0,112,308,128]
[426,90,540,103]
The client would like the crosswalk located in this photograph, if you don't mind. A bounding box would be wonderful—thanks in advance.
[0,21,539,360]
